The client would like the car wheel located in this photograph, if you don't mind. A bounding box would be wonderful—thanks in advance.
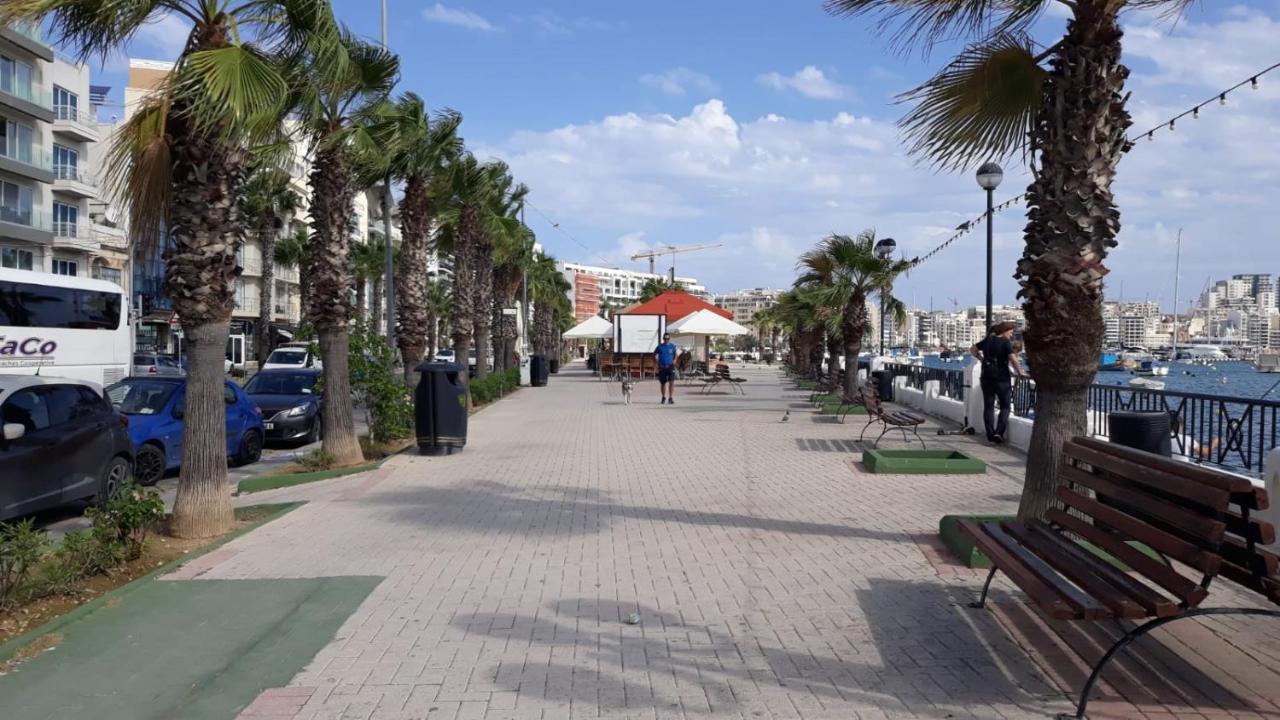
[134,444,166,486]
[96,456,130,503]
[234,430,263,467]
[305,418,321,445]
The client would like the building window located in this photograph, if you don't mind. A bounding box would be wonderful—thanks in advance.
[53,201,77,237]
[0,180,34,226]
[1,246,33,270]
[52,144,78,180]
[52,258,77,276]
[92,264,122,285]
[53,85,78,121]
[0,55,34,102]
[234,278,246,308]
[0,117,34,164]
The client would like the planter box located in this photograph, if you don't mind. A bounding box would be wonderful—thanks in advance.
[862,449,986,474]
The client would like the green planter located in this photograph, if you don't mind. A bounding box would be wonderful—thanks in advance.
[862,449,986,474]
[939,514,1013,568]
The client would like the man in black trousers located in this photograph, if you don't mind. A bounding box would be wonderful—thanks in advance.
[970,321,1026,444]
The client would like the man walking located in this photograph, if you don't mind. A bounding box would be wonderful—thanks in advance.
[654,333,678,404]
[970,321,1026,444]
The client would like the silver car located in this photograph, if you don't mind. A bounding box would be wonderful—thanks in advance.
[132,353,185,377]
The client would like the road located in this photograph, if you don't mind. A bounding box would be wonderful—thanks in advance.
[32,414,369,541]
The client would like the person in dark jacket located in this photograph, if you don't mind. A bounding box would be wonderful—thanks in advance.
[970,321,1026,444]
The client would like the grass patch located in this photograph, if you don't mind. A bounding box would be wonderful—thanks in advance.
[0,503,300,665]
[236,461,383,495]
[863,449,986,474]
[820,401,867,415]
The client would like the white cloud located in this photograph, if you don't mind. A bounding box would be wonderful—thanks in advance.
[133,13,191,59]
[524,13,616,35]
[756,66,852,100]
[421,3,498,32]
[639,68,717,97]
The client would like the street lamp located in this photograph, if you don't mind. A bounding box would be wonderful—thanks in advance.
[976,162,1003,334]
[874,237,896,356]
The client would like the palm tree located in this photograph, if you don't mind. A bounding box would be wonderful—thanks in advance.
[379,94,463,382]
[826,0,1187,520]
[0,0,332,538]
[423,278,451,362]
[797,232,914,399]
[275,227,309,322]
[240,164,302,363]
[772,289,825,376]
[529,254,571,360]
[294,30,399,467]
[349,237,385,325]
[491,208,535,374]
[639,277,685,303]
[475,169,528,379]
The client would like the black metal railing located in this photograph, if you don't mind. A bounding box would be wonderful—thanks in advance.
[882,362,966,401]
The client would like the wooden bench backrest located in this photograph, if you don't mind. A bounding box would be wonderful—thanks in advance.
[860,382,883,416]
[1056,437,1240,606]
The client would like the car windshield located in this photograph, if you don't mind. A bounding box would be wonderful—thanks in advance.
[133,354,155,366]
[266,349,306,365]
[245,373,317,395]
[106,380,176,415]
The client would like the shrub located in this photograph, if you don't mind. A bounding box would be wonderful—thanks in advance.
[298,448,334,471]
[469,367,520,406]
[0,519,48,608]
[349,323,413,443]
[52,528,121,581]
[85,484,165,561]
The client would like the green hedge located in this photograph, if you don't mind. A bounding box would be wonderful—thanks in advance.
[470,368,520,406]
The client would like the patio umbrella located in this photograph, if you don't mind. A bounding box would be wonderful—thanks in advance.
[563,315,614,339]
[667,309,751,361]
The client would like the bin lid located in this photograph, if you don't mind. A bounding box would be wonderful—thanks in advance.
[415,361,465,374]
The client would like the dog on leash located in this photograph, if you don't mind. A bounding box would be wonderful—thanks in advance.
[620,378,634,404]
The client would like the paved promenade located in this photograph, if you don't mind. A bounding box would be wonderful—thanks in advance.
[195,363,1279,719]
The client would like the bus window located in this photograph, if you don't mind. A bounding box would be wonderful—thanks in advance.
[0,282,121,329]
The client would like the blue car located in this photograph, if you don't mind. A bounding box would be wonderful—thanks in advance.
[105,377,266,486]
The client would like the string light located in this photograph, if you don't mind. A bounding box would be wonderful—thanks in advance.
[1192,106,1200,119]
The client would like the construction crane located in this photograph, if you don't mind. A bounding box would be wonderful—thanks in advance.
[630,243,724,280]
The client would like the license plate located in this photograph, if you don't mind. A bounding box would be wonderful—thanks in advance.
[264,422,274,430]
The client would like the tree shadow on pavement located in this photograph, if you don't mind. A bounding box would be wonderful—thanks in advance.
[367,480,912,543]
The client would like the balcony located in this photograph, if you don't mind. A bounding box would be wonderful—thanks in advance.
[0,205,51,243]
[91,223,128,251]
[52,105,99,142]
[52,164,96,197]
[0,79,53,123]
[238,257,263,276]
[0,145,53,183]
[276,265,300,284]
[52,221,96,252]
[0,23,53,62]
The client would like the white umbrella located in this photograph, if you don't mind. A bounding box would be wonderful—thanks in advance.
[563,315,614,339]
[668,309,752,362]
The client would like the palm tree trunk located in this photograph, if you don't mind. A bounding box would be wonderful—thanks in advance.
[1017,10,1130,522]
[472,239,494,380]
[355,278,367,322]
[841,297,867,399]
[307,143,363,467]
[171,321,235,538]
[826,333,840,388]
[371,277,383,335]
[256,227,275,364]
[396,176,431,386]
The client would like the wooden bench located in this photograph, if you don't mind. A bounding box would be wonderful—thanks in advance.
[858,381,925,448]
[699,365,747,395]
[960,437,1279,719]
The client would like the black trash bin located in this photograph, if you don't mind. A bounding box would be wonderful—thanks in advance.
[870,369,894,402]
[549,357,560,374]
[530,354,549,387]
[1108,411,1172,457]
[414,361,468,455]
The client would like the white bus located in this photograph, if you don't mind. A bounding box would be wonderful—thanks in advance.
[0,268,131,386]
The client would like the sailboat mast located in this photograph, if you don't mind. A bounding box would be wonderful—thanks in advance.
[1172,229,1182,360]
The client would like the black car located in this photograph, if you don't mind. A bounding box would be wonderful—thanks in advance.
[0,375,133,521]
[244,368,323,444]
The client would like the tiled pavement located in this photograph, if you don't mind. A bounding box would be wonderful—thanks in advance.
[188,363,1279,719]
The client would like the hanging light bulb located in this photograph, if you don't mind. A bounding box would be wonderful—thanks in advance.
[1252,77,1260,90]
[1219,93,1227,106]
[1147,131,1154,141]
[1169,119,1176,131]
[1192,106,1200,119]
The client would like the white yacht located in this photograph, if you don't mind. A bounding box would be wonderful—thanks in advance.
[1257,351,1280,373]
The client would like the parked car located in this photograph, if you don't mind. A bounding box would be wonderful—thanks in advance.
[105,377,265,485]
[0,375,133,520]
[132,352,185,377]
[433,349,456,363]
[261,343,322,371]
[244,369,322,445]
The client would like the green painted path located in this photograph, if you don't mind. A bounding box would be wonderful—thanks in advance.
[0,577,379,720]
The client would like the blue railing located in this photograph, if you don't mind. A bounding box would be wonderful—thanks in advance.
[882,363,1277,475]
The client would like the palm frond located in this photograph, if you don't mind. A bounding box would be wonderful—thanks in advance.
[176,44,290,138]
[823,0,1047,52]
[897,33,1044,170]
[103,98,171,254]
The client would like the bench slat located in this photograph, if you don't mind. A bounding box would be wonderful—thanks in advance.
[1004,522,1149,618]
[1222,509,1277,546]
[1023,519,1179,617]
[1072,436,1262,508]
[1047,507,1208,608]
[959,520,1108,619]
[1219,536,1280,579]
[1065,439,1233,510]
[1057,487,1221,575]
[1062,465,1227,547]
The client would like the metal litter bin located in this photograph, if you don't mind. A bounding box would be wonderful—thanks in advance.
[414,361,467,455]
[871,370,894,402]
[530,354,549,387]
[549,357,560,374]
[1108,411,1172,457]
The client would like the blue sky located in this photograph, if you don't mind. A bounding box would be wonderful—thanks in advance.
[84,1,1280,308]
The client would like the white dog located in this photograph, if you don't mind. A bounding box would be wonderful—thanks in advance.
[621,378,634,404]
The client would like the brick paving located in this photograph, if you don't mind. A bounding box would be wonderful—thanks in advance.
[186,363,1279,719]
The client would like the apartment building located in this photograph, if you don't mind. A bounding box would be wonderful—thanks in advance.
[556,261,707,312]
[712,288,781,327]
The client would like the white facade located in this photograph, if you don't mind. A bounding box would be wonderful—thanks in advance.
[557,261,705,308]
[712,288,781,326]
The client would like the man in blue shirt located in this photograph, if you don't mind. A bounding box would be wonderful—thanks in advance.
[654,333,679,404]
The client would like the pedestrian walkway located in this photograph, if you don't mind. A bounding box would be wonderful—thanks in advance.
[109,365,1280,717]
